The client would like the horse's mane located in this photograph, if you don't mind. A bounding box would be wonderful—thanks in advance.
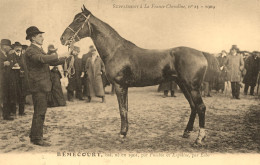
[92,15,137,48]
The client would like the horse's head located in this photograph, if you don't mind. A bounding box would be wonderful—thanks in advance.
[60,5,92,46]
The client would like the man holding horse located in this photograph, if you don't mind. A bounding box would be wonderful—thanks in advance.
[24,26,70,146]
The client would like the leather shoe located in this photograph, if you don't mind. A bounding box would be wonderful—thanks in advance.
[3,117,14,121]
[31,140,51,146]
[19,113,26,116]
[102,97,106,103]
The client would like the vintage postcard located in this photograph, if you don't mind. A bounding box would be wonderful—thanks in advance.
[0,0,259,164]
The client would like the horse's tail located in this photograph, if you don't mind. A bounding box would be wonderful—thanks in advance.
[202,52,220,82]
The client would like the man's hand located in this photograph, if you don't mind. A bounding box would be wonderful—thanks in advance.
[14,63,20,67]
[4,61,10,66]
[80,72,84,78]
[8,49,15,54]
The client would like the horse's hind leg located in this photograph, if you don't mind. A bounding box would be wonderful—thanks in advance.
[114,83,128,138]
[190,90,206,144]
[176,81,197,138]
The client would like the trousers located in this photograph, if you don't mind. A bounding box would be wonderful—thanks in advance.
[30,92,48,141]
[231,82,241,98]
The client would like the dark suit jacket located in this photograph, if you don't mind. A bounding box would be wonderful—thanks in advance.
[0,50,18,102]
[0,50,7,84]
[24,44,65,93]
[0,50,8,101]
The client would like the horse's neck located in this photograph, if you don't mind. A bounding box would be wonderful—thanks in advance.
[89,16,135,63]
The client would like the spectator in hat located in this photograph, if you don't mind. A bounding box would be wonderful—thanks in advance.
[226,45,244,99]
[216,50,228,93]
[0,39,14,120]
[47,44,66,107]
[63,46,84,101]
[9,41,29,116]
[24,26,70,146]
[22,45,28,54]
[158,81,177,97]
[243,51,260,95]
[81,45,93,97]
[85,47,106,103]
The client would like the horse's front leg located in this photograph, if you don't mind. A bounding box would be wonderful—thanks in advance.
[114,83,128,138]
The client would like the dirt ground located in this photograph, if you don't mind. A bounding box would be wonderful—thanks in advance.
[0,85,259,154]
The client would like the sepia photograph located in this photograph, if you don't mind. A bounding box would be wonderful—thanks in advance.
[0,0,259,164]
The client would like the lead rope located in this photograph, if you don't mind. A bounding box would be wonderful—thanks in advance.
[66,55,75,78]
[64,46,75,79]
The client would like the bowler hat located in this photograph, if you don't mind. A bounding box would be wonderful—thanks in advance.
[89,45,96,52]
[73,46,80,52]
[221,50,227,54]
[230,45,239,51]
[26,26,44,40]
[252,51,260,55]
[22,45,28,50]
[0,39,11,46]
[13,42,22,47]
[48,44,58,52]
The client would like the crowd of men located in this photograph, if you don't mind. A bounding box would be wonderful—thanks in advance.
[201,45,260,99]
[0,26,110,146]
[0,25,259,146]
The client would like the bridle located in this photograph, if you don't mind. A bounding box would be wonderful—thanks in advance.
[65,13,92,47]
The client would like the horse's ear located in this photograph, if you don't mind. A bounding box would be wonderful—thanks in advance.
[81,7,84,12]
[82,4,91,15]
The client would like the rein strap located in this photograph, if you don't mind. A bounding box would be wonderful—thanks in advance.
[66,13,92,45]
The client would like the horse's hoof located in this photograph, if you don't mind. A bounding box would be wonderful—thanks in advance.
[182,131,191,138]
[119,132,127,138]
[194,135,206,145]
[195,138,202,145]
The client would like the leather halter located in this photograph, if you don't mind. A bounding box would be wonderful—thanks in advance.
[65,13,91,45]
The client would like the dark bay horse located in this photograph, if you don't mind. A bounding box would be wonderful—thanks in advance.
[60,6,218,144]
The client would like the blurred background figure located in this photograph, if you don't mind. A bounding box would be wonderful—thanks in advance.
[64,46,84,101]
[85,47,106,103]
[243,51,260,96]
[10,41,28,116]
[158,81,177,97]
[200,52,221,97]
[0,39,14,120]
[47,44,66,107]
[21,45,28,54]
[81,45,93,98]
[226,45,244,99]
[216,50,228,93]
